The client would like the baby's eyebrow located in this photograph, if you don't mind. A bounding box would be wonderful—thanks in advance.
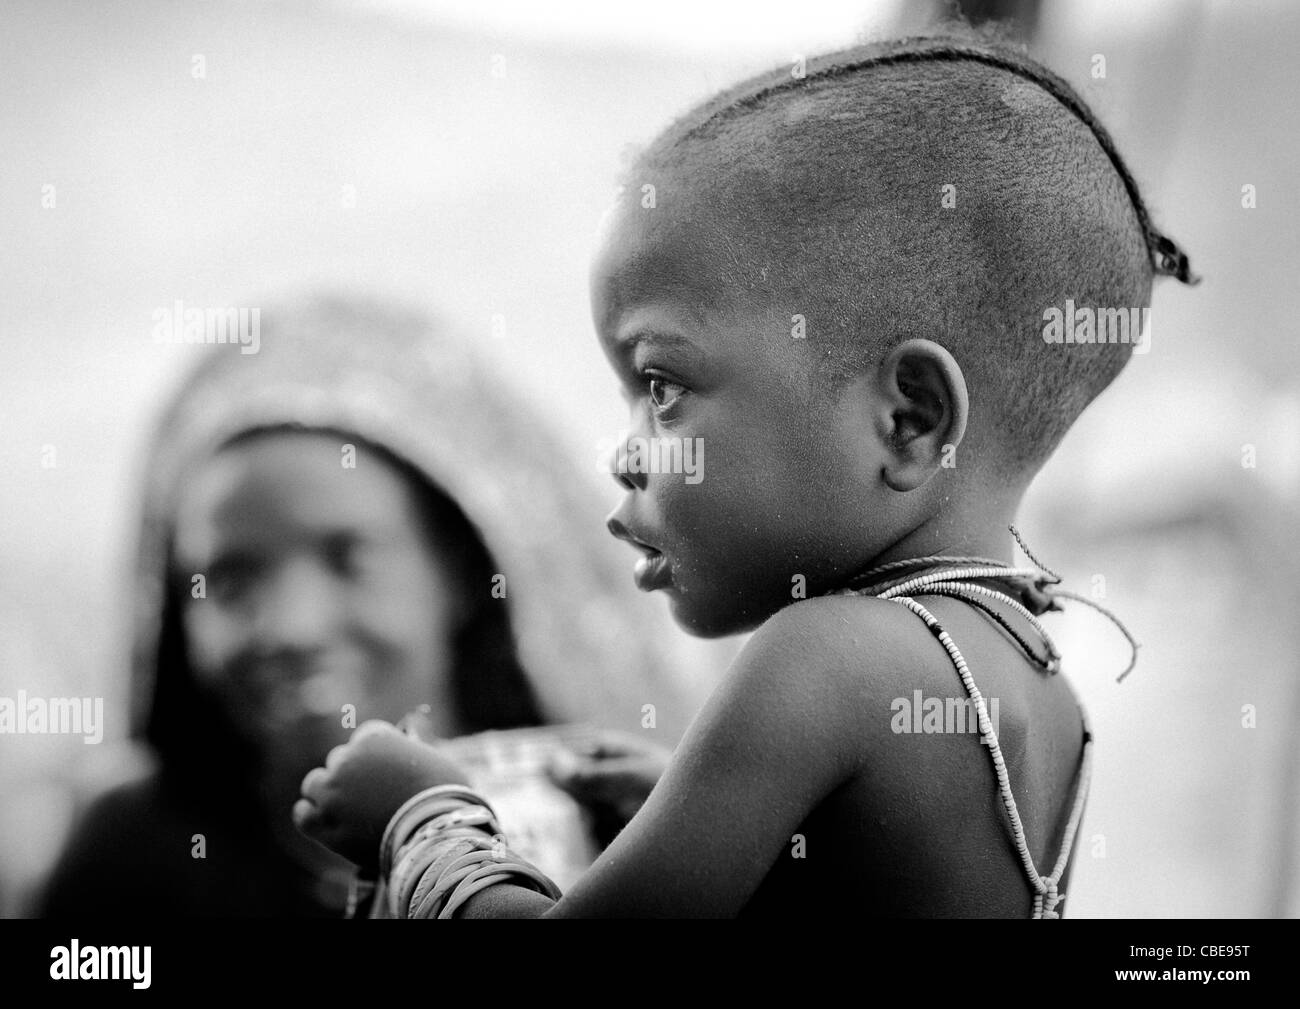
[618,330,702,358]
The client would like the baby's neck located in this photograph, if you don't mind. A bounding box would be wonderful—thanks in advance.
[866,498,1025,573]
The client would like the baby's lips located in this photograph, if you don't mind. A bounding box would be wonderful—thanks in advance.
[605,514,637,547]
[606,514,663,557]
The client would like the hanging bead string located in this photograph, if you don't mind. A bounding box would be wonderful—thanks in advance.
[835,528,1111,917]
[912,581,1061,673]
[1044,589,1140,684]
[1007,526,1141,683]
[846,553,1009,591]
[886,595,1089,918]
[843,526,1139,683]
[872,566,1059,667]
[1009,525,1063,582]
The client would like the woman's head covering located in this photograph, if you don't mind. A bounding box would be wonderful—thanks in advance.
[130,293,700,775]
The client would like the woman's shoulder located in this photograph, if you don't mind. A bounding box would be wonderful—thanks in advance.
[57,766,191,861]
[34,764,293,917]
[33,768,173,916]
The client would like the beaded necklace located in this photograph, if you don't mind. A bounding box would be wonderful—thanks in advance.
[834,528,1137,919]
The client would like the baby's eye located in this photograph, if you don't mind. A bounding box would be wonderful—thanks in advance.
[648,376,685,410]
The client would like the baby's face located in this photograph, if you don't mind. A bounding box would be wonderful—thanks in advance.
[173,431,459,769]
[592,183,883,636]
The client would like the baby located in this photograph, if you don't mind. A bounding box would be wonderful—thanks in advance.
[294,31,1195,918]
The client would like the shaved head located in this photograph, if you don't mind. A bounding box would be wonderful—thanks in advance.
[627,31,1195,474]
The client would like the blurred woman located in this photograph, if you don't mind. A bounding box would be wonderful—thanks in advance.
[36,294,698,916]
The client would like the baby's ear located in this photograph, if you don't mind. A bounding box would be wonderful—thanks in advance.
[873,339,969,492]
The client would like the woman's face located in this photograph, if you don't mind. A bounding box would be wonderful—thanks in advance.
[173,431,462,771]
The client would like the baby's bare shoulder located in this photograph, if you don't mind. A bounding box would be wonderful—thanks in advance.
[728,594,959,753]
[745,593,956,687]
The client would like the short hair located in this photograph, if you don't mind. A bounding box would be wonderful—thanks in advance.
[630,29,1196,473]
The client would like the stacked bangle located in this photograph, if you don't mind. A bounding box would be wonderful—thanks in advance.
[379,784,561,918]
[380,785,502,878]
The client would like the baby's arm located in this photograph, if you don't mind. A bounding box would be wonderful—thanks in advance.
[299,596,908,916]
[541,599,875,916]
[548,731,673,831]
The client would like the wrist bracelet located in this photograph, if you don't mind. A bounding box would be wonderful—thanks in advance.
[377,782,560,919]
[437,857,563,919]
[380,784,500,876]
[390,831,486,917]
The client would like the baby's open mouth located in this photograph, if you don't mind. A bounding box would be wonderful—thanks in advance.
[632,548,671,591]
[606,517,672,591]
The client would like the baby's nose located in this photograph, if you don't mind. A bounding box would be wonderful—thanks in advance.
[605,429,645,491]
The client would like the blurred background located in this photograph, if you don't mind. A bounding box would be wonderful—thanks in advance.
[1,0,1296,917]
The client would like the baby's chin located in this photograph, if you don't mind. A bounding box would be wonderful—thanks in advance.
[663,584,786,639]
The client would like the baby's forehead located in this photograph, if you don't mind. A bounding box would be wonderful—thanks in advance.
[595,183,742,292]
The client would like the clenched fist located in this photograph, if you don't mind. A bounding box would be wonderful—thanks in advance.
[293,719,473,870]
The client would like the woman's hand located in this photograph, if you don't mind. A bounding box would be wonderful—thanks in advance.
[547,731,672,829]
[293,719,472,870]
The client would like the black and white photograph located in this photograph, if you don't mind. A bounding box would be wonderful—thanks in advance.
[0,0,1294,986]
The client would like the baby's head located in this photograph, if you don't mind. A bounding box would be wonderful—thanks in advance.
[596,32,1193,637]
